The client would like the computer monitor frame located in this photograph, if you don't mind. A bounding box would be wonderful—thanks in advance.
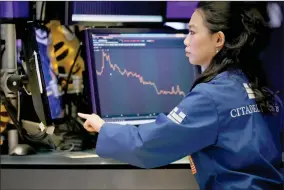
[84,28,198,123]
[0,2,33,24]
[66,2,167,25]
[21,22,62,126]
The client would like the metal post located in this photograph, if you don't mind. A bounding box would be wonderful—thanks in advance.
[0,24,17,98]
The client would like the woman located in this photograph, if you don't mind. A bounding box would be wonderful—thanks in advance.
[78,2,284,189]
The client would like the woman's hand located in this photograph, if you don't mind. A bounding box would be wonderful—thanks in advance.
[77,113,105,133]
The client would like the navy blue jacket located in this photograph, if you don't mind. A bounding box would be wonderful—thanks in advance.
[96,70,284,190]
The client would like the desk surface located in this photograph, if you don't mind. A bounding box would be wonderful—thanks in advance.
[1,150,190,169]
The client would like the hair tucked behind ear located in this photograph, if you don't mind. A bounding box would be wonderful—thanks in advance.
[191,2,278,115]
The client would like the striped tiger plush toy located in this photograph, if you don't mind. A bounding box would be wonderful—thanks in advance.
[46,20,85,92]
[0,104,9,145]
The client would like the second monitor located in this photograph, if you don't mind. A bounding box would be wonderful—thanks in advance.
[85,28,197,125]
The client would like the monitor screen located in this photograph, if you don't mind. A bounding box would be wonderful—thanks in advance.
[166,1,198,20]
[34,27,64,121]
[0,1,30,19]
[71,1,164,22]
[85,29,196,124]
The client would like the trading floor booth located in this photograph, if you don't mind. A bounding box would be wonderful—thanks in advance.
[1,1,283,190]
[0,2,200,189]
[1,23,200,189]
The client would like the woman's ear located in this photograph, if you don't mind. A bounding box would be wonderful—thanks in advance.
[215,31,225,49]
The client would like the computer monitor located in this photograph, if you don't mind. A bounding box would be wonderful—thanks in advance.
[21,23,64,126]
[70,1,165,23]
[84,28,197,125]
[0,1,32,23]
[166,1,198,21]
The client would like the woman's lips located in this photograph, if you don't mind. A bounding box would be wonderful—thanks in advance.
[185,48,190,57]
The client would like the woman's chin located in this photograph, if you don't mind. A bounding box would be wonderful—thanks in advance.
[188,58,197,65]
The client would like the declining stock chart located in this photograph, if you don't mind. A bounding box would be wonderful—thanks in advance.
[91,34,195,118]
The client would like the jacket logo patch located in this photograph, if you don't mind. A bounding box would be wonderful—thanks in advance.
[167,107,186,124]
[243,83,255,99]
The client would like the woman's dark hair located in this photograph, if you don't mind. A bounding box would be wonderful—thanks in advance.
[191,1,277,114]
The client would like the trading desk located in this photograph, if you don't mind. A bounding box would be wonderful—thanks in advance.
[1,150,200,190]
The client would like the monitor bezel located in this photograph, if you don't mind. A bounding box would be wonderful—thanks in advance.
[0,2,33,24]
[21,22,64,126]
[84,27,193,120]
[67,2,167,25]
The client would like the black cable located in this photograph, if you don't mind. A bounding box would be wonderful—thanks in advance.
[0,92,24,140]
[0,92,49,143]
[63,44,82,95]
[62,45,81,118]
[40,2,45,21]
[0,40,5,55]
[0,22,3,71]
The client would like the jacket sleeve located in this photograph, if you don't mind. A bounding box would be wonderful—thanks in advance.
[95,85,220,168]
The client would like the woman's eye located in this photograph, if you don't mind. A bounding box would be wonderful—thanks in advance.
[189,30,195,35]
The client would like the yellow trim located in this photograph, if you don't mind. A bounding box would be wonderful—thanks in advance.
[188,156,197,175]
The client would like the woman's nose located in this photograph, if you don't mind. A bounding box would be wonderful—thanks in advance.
[184,35,189,46]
